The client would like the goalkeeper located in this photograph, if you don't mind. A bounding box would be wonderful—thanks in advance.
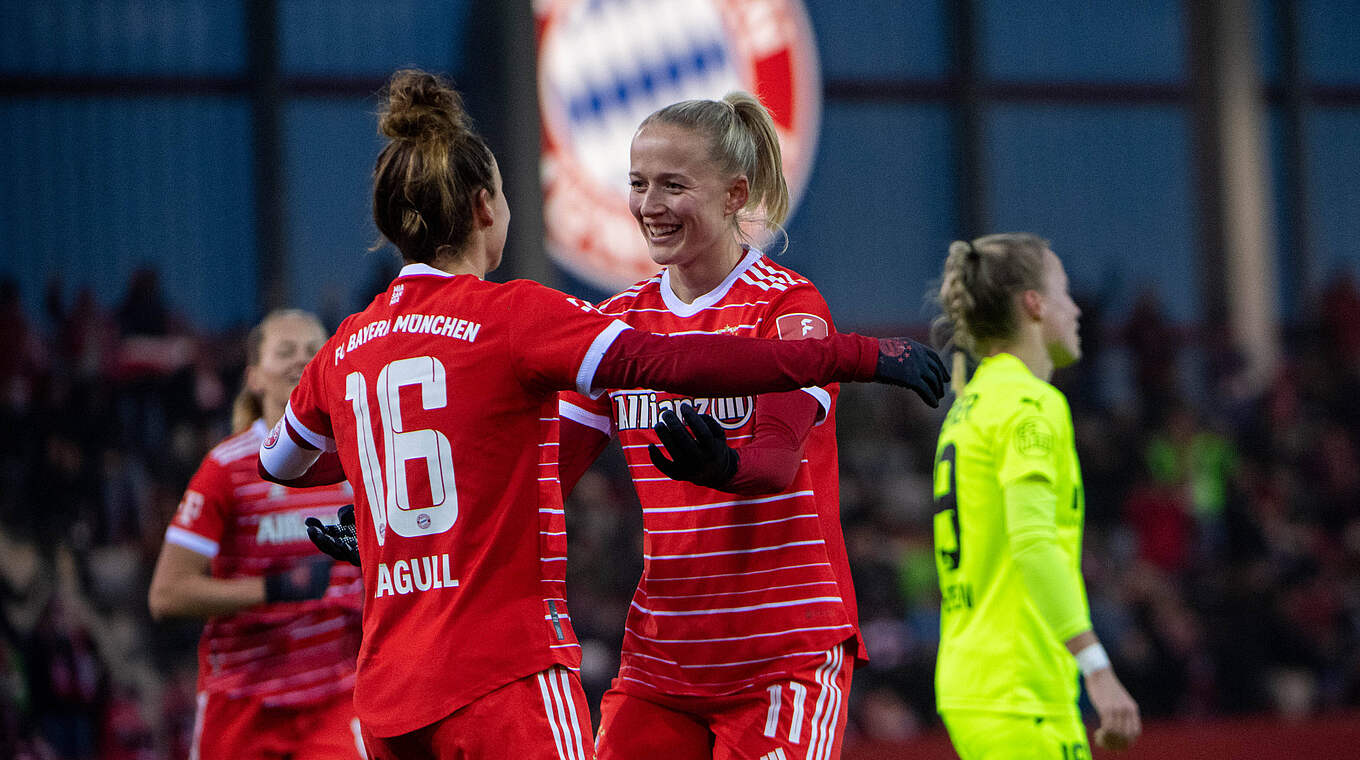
[930,234,1140,758]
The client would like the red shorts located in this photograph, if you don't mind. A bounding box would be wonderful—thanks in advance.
[361,666,594,760]
[596,644,852,760]
[190,689,364,760]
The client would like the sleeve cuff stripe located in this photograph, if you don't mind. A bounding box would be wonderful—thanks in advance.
[801,386,832,425]
[165,526,219,558]
[576,320,632,399]
[560,401,613,435]
[285,401,335,452]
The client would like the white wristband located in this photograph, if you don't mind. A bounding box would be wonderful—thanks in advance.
[1075,642,1111,676]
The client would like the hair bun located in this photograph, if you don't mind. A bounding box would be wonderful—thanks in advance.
[378,69,466,143]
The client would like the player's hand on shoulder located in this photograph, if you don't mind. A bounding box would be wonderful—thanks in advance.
[874,337,949,407]
[305,504,361,567]
[1086,668,1141,751]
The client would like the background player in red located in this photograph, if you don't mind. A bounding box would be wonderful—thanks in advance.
[147,308,365,760]
[557,93,868,760]
[256,69,946,760]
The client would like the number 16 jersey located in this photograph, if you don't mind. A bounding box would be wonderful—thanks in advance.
[283,263,629,737]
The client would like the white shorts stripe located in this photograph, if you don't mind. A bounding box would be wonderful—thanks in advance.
[556,667,588,760]
[536,672,571,760]
[804,653,832,759]
[807,646,844,760]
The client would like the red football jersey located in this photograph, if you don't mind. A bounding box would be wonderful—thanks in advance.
[560,249,864,698]
[283,263,629,737]
[165,420,362,708]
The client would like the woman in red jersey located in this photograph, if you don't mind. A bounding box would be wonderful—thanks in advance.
[148,309,365,760]
[557,93,871,760]
[257,70,945,760]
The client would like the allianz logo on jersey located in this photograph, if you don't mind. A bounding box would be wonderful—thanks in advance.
[612,392,753,432]
[255,509,316,545]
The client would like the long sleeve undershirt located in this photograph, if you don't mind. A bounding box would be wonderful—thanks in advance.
[1004,475,1091,642]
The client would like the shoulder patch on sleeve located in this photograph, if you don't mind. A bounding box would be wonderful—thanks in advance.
[775,313,829,340]
[1013,415,1056,457]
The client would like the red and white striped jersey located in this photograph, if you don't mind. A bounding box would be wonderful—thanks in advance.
[283,263,630,737]
[166,420,362,708]
[560,248,864,698]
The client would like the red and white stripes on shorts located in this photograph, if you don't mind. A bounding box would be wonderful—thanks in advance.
[537,666,590,760]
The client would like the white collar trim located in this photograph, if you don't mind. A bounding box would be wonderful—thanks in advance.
[660,246,763,317]
[398,262,454,278]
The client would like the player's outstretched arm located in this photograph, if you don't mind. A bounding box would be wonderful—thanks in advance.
[594,331,949,407]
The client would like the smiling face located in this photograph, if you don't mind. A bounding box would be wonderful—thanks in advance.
[247,313,326,414]
[627,122,746,270]
[1038,248,1082,368]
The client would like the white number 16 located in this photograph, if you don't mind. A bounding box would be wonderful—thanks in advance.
[345,356,458,545]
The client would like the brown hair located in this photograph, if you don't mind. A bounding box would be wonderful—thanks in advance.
[934,233,1050,359]
[230,309,325,433]
[372,69,496,264]
[640,91,790,241]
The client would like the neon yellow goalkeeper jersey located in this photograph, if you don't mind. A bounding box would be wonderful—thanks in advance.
[932,352,1089,716]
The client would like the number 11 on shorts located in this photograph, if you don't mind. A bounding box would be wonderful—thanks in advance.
[764,681,809,742]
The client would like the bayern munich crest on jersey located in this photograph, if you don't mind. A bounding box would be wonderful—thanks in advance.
[536,0,822,290]
[263,420,281,449]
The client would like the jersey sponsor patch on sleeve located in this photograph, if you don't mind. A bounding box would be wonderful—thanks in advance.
[775,313,828,340]
[1012,416,1056,457]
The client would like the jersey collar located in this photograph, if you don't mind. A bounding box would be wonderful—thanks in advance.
[659,245,763,317]
[397,262,455,279]
[978,352,1036,379]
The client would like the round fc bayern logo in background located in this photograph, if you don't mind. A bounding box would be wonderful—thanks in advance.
[536,0,822,291]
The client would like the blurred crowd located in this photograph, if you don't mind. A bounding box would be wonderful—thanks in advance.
[1,266,1359,757]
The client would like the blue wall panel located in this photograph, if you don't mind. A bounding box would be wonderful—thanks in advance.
[782,102,956,329]
[1300,0,1360,84]
[279,0,471,75]
[980,0,1185,83]
[983,104,1197,321]
[0,0,246,75]
[1306,107,1360,282]
[0,97,256,329]
[805,0,948,80]
[281,97,391,324]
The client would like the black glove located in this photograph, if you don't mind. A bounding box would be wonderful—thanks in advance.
[264,556,333,603]
[874,337,949,407]
[305,504,361,567]
[648,406,739,489]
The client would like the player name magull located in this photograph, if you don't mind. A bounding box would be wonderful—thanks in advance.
[373,553,458,598]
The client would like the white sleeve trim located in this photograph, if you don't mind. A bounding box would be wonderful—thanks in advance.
[576,320,632,399]
[801,386,833,425]
[165,525,219,558]
[284,401,335,452]
[259,426,323,481]
[559,399,614,436]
